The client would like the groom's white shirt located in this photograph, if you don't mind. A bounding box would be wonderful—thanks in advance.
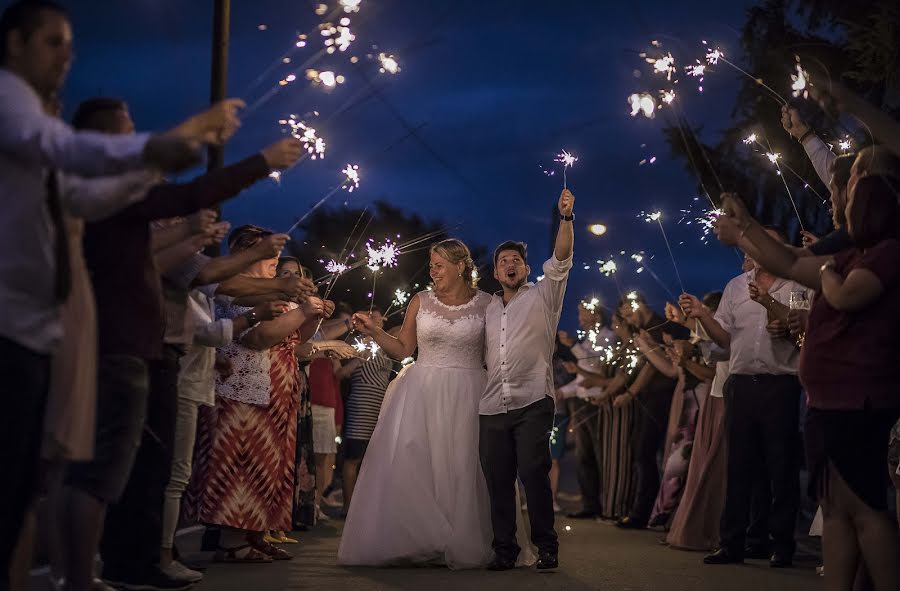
[481,254,572,415]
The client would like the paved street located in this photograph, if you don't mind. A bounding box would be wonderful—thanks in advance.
[177,516,822,591]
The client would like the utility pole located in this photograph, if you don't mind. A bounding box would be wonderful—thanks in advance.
[207,0,230,254]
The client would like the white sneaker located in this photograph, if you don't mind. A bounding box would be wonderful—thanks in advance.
[159,560,203,584]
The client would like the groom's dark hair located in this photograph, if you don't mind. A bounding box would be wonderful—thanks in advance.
[493,241,527,267]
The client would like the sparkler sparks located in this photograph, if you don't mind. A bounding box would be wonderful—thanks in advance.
[598,259,618,277]
[366,239,399,270]
[555,149,577,189]
[306,69,346,89]
[392,288,410,307]
[647,52,676,80]
[838,138,852,152]
[322,21,355,53]
[766,152,781,164]
[280,116,327,160]
[705,48,724,65]
[686,62,706,77]
[378,52,400,74]
[628,93,656,118]
[661,89,676,105]
[641,210,662,222]
[581,297,601,312]
[325,260,349,275]
[626,291,640,312]
[791,61,810,99]
[341,164,360,192]
[743,133,757,145]
[340,0,362,13]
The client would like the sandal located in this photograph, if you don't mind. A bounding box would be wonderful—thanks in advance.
[248,537,293,561]
[213,544,272,563]
[262,532,281,544]
[275,531,299,544]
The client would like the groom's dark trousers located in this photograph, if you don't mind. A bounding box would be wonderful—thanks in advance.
[479,395,558,560]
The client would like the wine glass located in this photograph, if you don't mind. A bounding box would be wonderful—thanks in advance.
[789,290,811,346]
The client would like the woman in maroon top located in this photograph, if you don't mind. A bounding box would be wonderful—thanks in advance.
[714,175,900,591]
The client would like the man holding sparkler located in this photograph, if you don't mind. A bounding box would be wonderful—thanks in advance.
[478,188,574,571]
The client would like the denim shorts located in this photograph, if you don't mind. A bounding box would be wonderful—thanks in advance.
[66,355,149,503]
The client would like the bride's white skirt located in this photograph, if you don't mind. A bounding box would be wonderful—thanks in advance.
[338,363,535,569]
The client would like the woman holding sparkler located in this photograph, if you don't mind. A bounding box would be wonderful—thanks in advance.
[186,226,334,563]
[338,238,534,569]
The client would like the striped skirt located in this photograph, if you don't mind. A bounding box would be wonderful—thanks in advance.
[185,344,299,532]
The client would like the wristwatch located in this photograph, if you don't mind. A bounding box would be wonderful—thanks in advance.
[819,260,836,276]
[560,213,574,221]
[243,309,259,325]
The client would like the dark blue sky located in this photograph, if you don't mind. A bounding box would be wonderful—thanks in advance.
[63,0,760,331]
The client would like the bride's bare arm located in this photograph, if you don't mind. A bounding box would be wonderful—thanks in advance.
[352,294,420,360]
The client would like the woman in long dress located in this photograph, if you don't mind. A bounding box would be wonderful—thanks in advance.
[338,239,533,569]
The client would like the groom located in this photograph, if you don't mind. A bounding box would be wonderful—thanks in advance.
[480,188,574,571]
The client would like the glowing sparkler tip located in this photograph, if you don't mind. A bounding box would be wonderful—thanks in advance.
[838,139,852,152]
[628,93,656,118]
[661,89,676,105]
[341,164,361,192]
[743,133,757,145]
[766,152,781,164]
[555,150,578,169]
[581,297,601,312]
[706,48,724,65]
[378,52,400,75]
[791,60,810,98]
[339,0,362,13]
[366,239,400,270]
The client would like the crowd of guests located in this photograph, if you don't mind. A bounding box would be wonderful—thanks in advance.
[551,99,900,590]
[3,2,900,591]
[0,2,401,590]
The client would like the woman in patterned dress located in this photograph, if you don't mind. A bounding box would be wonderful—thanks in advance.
[187,226,332,562]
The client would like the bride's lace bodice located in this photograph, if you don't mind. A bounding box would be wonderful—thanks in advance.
[415,290,491,369]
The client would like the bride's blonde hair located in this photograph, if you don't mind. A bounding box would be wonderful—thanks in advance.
[430,238,478,289]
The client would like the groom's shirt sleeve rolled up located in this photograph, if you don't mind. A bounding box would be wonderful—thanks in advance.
[481,254,573,415]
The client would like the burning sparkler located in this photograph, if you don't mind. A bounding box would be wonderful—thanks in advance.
[306,69,346,90]
[325,260,349,275]
[791,60,810,99]
[628,93,656,118]
[280,116,327,160]
[598,259,618,277]
[340,0,362,13]
[555,150,577,189]
[341,164,360,192]
[581,297,601,312]
[378,52,400,74]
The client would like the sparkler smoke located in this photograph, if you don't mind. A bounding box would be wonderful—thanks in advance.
[555,150,578,189]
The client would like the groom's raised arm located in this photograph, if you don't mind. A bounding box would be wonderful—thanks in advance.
[554,189,575,262]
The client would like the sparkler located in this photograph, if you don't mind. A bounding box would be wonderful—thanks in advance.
[838,138,852,152]
[628,93,656,118]
[660,89,676,105]
[641,211,686,294]
[340,0,362,13]
[626,291,640,313]
[306,68,346,89]
[341,164,361,192]
[280,116,327,160]
[581,297,601,313]
[702,43,788,105]
[365,239,400,314]
[630,251,677,300]
[742,132,828,208]
[598,259,618,277]
[325,260,349,275]
[378,52,400,74]
[555,150,577,189]
[321,20,355,54]
[647,52,676,81]
[791,60,810,99]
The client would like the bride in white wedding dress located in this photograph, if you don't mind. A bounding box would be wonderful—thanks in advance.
[338,239,534,569]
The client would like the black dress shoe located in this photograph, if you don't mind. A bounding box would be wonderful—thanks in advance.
[487,557,516,571]
[615,516,647,529]
[566,510,599,519]
[769,553,793,568]
[744,545,771,560]
[703,548,744,565]
[536,552,559,570]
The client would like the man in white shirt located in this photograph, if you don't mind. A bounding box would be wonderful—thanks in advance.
[479,189,574,571]
[0,2,209,582]
[680,228,807,568]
